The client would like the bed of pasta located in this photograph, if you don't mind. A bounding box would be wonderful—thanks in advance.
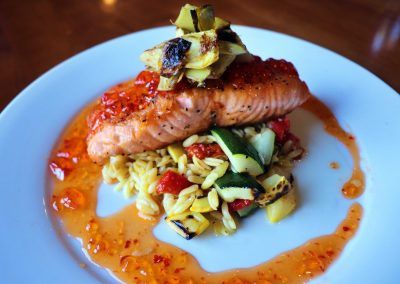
[102,119,304,239]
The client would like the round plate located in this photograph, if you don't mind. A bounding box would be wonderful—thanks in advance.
[0,26,399,283]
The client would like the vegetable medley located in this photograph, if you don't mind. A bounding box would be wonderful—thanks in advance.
[103,117,304,239]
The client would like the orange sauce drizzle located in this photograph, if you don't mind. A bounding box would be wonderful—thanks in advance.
[49,95,364,283]
[302,96,365,199]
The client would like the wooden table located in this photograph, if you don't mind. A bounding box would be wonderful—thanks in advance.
[0,0,399,111]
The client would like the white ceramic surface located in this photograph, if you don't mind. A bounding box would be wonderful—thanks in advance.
[0,26,399,284]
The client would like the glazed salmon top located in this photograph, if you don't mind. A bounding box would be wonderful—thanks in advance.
[88,57,299,133]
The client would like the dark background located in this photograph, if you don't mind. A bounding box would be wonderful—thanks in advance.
[0,0,399,111]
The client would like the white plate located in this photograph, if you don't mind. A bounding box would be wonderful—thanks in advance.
[0,26,399,284]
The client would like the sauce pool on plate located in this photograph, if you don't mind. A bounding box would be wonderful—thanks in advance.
[302,97,365,199]
[49,95,364,283]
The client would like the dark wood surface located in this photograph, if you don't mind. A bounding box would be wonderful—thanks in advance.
[0,0,399,111]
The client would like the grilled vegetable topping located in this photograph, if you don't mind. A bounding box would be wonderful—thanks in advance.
[140,4,249,90]
[173,4,199,32]
[158,72,184,91]
[161,38,191,78]
[185,67,212,83]
[217,29,243,44]
[219,41,247,55]
[198,4,215,31]
[209,54,235,78]
[139,44,163,71]
[214,16,230,30]
[183,30,219,69]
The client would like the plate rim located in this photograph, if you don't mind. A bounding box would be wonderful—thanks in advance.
[0,25,399,284]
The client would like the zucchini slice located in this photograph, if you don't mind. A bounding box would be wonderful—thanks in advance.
[215,186,253,202]
[166,212,210,240]
[211,127,264,176]
[256,174,291,207]
[249,129,276,165]
[214,172,264,202]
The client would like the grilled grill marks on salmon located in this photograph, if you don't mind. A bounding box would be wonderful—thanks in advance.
[87,57,310,163]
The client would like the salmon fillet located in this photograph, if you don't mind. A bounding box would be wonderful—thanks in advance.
[87,57,310,163]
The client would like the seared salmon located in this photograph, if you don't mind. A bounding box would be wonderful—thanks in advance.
[87,56,310,163]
